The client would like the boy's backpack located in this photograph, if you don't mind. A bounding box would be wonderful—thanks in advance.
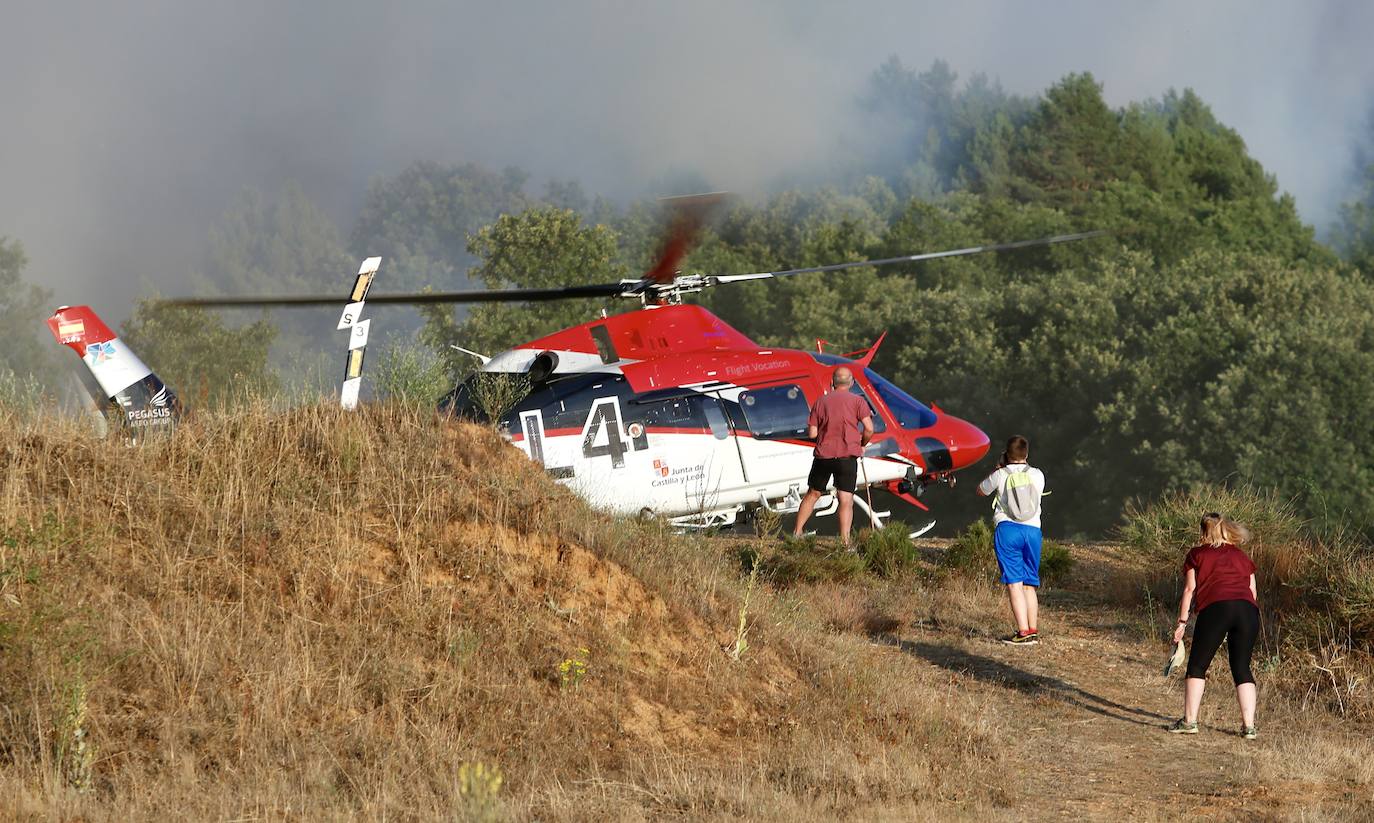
[998,465,1040,522]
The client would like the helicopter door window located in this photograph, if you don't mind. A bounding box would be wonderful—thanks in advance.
[701,397,730,440]
[630,394,709,431]
[737,384,810,440]
[626,394,729,440]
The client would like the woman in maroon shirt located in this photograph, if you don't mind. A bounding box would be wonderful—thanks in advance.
[1168,513,1260,738]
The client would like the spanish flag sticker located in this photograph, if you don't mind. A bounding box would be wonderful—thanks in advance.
[58,320,85,337]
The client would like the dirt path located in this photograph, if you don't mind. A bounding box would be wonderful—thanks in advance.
[888,544,1363,820]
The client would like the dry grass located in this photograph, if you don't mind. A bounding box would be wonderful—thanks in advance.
[0,403,1007,820]
[7,404,1366,819]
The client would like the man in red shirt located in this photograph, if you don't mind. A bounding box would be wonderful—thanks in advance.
[792,367,874,547]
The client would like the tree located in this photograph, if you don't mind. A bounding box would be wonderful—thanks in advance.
[196,183,355,387]
[692,188,892,349]
[1334,166,1374,274]
[121,301,278,409]
[1088,252,1374,533]
[421,208,629,379]
[1007,73,1127,208]
[856,58,1028,198]
[875,249,1374,535]
[351,162,534,292]
[0,238,54,378]
[207,182,355,296]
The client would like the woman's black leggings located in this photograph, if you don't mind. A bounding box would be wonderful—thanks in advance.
[1186,599,1260,685]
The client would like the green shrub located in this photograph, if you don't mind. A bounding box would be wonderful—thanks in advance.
[372,342,452,407]
[1120,484,1306,571]
[858,523,920,578]
[753,524,922,585]
[941,519,997,579]
[940,518,1074,585]
[0,368,52,421]
[757,536,866,586]
[1040,541,1075,583]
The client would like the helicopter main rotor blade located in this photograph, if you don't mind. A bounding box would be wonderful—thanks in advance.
[165,281,633,308]
[163,228,1113,309]
[708,229,1112,284]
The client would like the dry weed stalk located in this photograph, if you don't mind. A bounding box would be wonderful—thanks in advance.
[56,676,93,793]
[470,372,530,427]
[1303,627,1369,717]
[457,761,504,819]
[729,561,760,661]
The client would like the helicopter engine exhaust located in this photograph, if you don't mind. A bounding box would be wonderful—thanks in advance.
[528,350,559,383]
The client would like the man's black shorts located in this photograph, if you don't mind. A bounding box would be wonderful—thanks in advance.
[808,456,859,494]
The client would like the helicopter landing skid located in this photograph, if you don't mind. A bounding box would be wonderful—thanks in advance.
[668,506,742,532]
[852,494,892,529]
[908,520,937,539]
[755,486,839,518]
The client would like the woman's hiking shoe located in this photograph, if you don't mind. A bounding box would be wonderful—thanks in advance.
[1168,719,1199,734]
[1001,631,1039,645]
[1242,725,1258,740]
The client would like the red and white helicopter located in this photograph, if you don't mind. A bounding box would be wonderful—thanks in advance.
[50,197,1104,533]
[438,302,987,534]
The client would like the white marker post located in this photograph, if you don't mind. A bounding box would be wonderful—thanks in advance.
[338,257,381,410]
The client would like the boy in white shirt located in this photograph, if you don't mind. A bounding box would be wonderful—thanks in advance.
[976,435,1047,645]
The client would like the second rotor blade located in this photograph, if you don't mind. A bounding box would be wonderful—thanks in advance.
[710,229,1113,284]
[165,282,630,308]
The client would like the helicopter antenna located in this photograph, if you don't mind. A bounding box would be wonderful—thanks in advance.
[449,344,491,365]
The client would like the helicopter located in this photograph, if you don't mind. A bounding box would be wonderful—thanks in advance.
[51,195,1106,533]
[433,301,988,533]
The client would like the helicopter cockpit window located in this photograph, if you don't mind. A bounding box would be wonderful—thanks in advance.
[864,368,937,430]
[846,383,887,433]
[737,384,810,440]
[701,398,730,440]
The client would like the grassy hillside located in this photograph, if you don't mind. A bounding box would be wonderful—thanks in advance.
[0,406,1008,820]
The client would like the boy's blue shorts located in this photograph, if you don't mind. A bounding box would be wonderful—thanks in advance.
[994,521,1042,586]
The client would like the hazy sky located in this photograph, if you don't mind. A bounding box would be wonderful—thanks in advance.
[3,1,1374,327]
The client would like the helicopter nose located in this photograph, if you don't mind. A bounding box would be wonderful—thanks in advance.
[910,414,990,473]
[944,415,990,468]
